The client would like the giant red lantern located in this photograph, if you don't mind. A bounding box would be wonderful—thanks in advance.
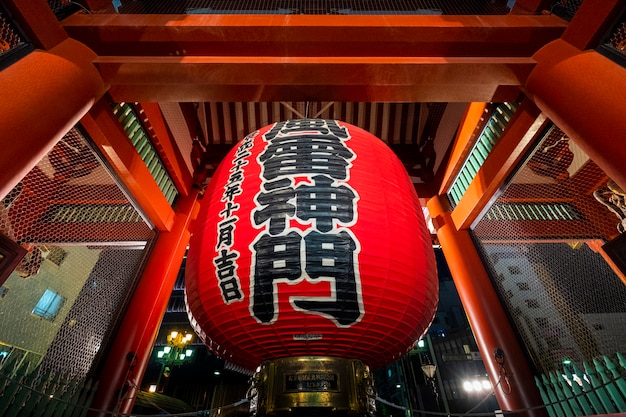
[185,119,438,374]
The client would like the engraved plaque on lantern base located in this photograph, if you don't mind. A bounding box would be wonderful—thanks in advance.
[248,356,376,417]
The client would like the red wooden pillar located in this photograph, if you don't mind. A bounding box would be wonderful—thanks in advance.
[89,190,199,416]
[0,38,106,200]
[427,195,547,417]
[525,39,626,192]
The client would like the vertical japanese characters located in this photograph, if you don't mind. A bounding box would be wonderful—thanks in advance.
[213,131,257,304]
[249,119,363,328]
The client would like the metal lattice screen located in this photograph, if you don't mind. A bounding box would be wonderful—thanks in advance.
[472,122,626,377]
[0,8,21,52]
[0,3,32,69]
[97,0,511,15]
[608,20,626,53]
[598,9,626,69]
[549,0,584,21]
[0,127,155,380]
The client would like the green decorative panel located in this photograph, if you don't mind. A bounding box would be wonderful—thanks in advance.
[447,102,518,206]
[112,103,179,205]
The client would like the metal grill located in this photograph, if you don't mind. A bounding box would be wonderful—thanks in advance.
[0,9,21,53]
[608,21,626,52]
[0,126,155,380]
[549,0,584,22]
[598,11,626,68]
[0,3,32,69]
[472,122,626,377]
[109,0,511,15]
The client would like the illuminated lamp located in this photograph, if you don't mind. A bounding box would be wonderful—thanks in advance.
[185,119,438,416]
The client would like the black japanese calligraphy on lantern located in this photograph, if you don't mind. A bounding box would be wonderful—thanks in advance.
[213,248,243,302]
[295,175,356,233]
[250,231,302,323]
[253,178,296,235]
[292,230,362,326]
[214,131,257,304]
[250,119,364,327]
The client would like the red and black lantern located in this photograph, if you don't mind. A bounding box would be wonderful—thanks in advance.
[185,119,438,372]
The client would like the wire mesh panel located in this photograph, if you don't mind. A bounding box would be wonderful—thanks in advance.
[0,8,21,53]
[111,0,511,15]
[0,127,155,380]
[472,123,626,377]
[607,20,626,52]
[0,3,33,69]
[598,9,626,68]
[549,0,584,22]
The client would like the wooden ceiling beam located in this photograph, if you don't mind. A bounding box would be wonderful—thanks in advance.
[93,56,534,102]
[62,13,566,103]
[63,14,566,58]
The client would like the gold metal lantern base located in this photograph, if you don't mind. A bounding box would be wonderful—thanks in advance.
[248,356,376,417]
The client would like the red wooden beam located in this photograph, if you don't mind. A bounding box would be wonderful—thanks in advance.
[93,56,535,103]
[61,13,566,103]
[62,14,566,58]
[0,39,106,201]
[526,39,626,194]
[81,99,175,231]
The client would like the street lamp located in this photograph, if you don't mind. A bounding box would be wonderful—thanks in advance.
[462,377,492,393]
[152,330,194,392]
[166,331,193,349]
[421,364,439,406]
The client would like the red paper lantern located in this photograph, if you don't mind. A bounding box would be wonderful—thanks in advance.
[185,119,438,371]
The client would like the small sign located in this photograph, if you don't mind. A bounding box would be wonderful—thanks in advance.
[285,372,339,392]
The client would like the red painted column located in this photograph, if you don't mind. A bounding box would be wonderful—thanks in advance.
[89,190,199,416]
[427,195,547,417]
[0,38,106,200]
[525,39,626,192]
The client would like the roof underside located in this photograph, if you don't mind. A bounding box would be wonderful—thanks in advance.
[60,9,567,197]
